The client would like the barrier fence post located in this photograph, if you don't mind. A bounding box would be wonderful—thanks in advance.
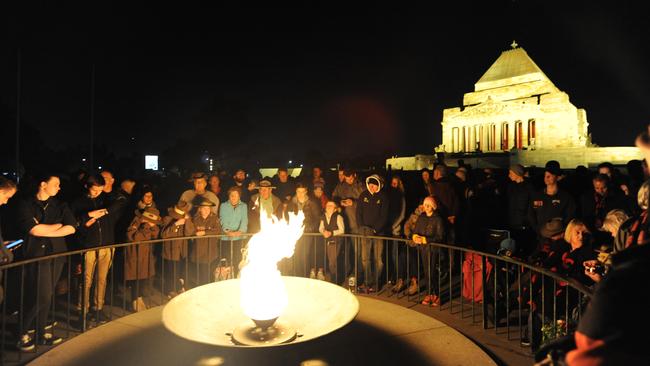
[481,255,488,330]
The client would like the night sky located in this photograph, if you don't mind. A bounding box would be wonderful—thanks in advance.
[2,2,649,170]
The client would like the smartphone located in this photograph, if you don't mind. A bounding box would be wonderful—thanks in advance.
[6,239,24,250]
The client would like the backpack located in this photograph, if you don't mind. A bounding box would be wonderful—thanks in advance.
[462,252,493,303]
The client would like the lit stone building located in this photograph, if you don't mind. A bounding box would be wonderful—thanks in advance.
[440,43,588,153]
[386,43,642,170]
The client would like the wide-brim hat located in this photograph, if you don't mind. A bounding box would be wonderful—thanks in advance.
[168,200,190,220]
[141,207,162,225]
[540,218,564,239]
[197,198,216,207]
[256,180,276,189]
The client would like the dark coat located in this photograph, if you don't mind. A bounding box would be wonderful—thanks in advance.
[356,189,389,235]
[125,217,158,280]
[16,196,75,257]
[528,189,577,234]
[286,197,322,233]
[412,211,446,244]
[71,193,117,248]
[579,189,629,230]
[507,180,535,228]
[387,187,406,237]
[273,178,296,202]
[161,215,195,261]
[190,212,221,263]
[430,178,460,218]
[568,244,650,364]
[110,189,133,244]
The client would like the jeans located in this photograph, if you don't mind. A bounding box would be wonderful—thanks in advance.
[83,248,114,312]
[360,227,384,287]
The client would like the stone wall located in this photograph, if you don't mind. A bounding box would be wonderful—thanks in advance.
[385,147,642,171]
[512,147,643,168]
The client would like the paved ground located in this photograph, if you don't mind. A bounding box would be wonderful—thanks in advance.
[365,291,534,366]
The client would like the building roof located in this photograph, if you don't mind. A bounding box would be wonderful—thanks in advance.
[474,46,553,91]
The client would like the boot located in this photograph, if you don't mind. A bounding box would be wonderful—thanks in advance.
[178,278,186,293]
[316,268,325,281]
[133,296,147,312]
[392,278,405,293]
[407,277,418,295]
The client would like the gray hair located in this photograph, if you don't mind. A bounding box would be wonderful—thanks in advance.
[638,180,650,210]
[601,209,630,235]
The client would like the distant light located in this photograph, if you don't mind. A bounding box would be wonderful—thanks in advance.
[82,158,86,162]
[98,166,102,170]
[145,155,159,171]
[289,160,292,164]
[131,137,135,141]
[300,164,303,167]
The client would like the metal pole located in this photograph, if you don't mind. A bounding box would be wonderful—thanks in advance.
[16,49,21,182]
[89,64,95,172]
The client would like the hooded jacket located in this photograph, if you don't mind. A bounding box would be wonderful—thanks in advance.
[356,174,389,234]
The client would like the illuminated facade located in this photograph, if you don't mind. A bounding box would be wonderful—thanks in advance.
[386,43,642,170]
[439,44,589,153]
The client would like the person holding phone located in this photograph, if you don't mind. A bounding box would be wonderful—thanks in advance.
[71,174,118,324]
[0,176,18,305]
[15,173,76,351]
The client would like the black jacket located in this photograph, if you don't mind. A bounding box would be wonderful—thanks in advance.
[507,180,535,228]
[528,189,576,233]
[430,178,460,218]
[570,244,650,364]
[413,212,446,244]
[16,196,75,258]
[356,189,389,234]
[579,189,629,230]
[71,193,117,248]
[108,189,132,244]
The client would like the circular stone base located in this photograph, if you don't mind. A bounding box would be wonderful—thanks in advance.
[162,276,359,347]
[232,320,297,346]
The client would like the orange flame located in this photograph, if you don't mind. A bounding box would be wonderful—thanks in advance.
[240,211,305,321]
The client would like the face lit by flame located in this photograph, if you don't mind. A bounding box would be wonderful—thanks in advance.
[239,211,305,321]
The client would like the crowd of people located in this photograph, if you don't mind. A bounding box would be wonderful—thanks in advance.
[1,143,650,362]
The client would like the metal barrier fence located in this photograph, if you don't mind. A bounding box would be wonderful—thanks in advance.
[0,233,592,364]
